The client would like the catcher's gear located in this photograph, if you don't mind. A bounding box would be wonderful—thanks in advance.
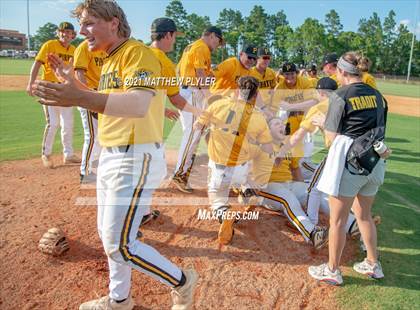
[38,227,70,256]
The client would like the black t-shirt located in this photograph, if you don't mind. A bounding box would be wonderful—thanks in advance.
[324,82,388,138]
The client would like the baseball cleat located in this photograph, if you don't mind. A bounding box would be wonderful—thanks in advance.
[41,155,54,168]
[308,263,343,286]
[310,226,328,250]
[353,258,384,279]
[63,154,81,164]
[140,210,160,226]
[79,295,134,310]
[172,175,193,194]
[80,173,97,184]
[218,218,235,245]
[171,268,199,310]
[349,220,360,239]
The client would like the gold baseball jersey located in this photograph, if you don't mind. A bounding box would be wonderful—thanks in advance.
[197,97,272,166]
[35,39,75,83]
[299,99,329,133]
[249,66,277,106]
[362,72,377,89]
[150,47,179,96]
[210,57,251,94]
[97,39,164,147]
[178,38,212,82]
[271,76,315,113]
[329,74,341,87]
[248,144,299,186]
[73,40,106,89]
[307,77,319,88]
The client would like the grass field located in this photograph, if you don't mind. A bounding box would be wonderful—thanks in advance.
[1,89,419,308]
[0,58,34,75]
[0,58,419,98]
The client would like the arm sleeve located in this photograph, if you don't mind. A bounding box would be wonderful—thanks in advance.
[122,46,159,93]
[324,92,346,133]
[35,41,50,64]
[212,59,232,80]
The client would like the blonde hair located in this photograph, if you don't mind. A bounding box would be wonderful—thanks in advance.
[341,51,369,77]
[73,0,131,38]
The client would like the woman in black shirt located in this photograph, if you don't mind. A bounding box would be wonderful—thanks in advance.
[308,51,391,285]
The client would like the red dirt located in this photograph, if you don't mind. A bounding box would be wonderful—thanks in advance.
[0,150,360,310]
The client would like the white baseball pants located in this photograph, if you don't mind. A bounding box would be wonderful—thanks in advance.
[41,105,74,157]
[79,108,100,176]
[97,144,183,301]
[174,87,206,177]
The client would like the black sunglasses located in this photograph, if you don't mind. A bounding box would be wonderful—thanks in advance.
[247,56,257,61]
[262,56,271,60]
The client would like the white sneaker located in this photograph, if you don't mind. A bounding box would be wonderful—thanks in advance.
[171,268,199,310]
[79,296,134,310]
[41,155,53,168]
[353,258,384,279]
[308,263,343,285]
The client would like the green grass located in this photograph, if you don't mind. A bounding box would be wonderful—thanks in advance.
[377,81,420,98]
[336,114,420,310]
[0,58,34,75]
[0,91,188,161]
[1,91,419,309]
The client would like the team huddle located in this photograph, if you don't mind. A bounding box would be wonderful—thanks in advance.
[28,0,390,309]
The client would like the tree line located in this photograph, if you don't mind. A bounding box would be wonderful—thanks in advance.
[29,0,419,76]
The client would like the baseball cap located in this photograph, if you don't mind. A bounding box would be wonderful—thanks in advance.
[242,44,258,58]
[257,47,271,57]
[151,17,184,36]
[316,77,338,91]
[322,53,338,67]
[308,64,317,72]
[205,26,224,44]
[282,62,297,73]
[58,22,75,31]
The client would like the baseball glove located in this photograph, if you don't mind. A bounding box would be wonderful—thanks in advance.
[38,227,70,256]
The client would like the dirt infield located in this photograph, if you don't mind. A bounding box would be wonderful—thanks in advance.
[1,74,418,117]
[0,150,362,310]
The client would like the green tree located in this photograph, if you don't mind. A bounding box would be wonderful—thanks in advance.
[165,0,189,61]
[287,18,326,66]
[382,10,397,73]
[268,10,289,65]
[325,9,343,52]
[243,5,268,47]
[33,22,57,50]
[273,25,293,66]
[391,24,412,75]
[358,13,383,71]
[217,8,244,56]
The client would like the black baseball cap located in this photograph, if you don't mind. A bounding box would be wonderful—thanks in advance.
[151,17,184,36]
[58,22,75,31]
[282,62,297,73]
[257,47,271,57]
[316,77,338,91]
[204,26,224,44]
[242,44,258,58]
[308,64,317,72]
[322,53,338,67]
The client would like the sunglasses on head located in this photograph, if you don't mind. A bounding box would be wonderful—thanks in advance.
[262,56,271,60]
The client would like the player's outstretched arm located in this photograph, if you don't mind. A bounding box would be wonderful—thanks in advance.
[27,60,42,96]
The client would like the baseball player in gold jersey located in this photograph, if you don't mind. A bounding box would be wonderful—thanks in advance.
[322,53,341,87]
[172,26,223,193]
[210,44,258,95]
[73,39,106,183]
[195,76,273,244]
[27,22,80,168]
[32,1,198,309]
[149,18,202,121]
[245,117,328,249]
[272,62,318,180]
[249,47,277,118]
[358,56,377,89]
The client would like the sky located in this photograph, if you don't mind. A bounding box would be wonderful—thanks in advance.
[0,0,419,41]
